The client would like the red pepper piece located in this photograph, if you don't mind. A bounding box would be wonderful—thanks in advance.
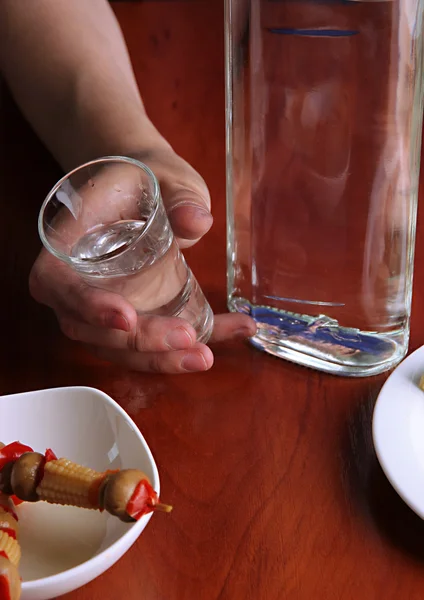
[0,443,32,505]
[0,528,16,541]
[0,551,8,561]
[9,497,22,507]
[126,479,158,520]
[44,449,57,463]
[35,449,57,489]
[0,442,33,472]
[0,442,33,471]
[0,573,11,600]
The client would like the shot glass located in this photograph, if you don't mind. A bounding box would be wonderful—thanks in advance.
[38,156,214,343]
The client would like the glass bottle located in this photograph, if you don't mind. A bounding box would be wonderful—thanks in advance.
[225,0,424,376]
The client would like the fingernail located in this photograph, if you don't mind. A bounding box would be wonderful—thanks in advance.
[170,203,213,224]
[191,206,213,222]
[181,351,208,372]
[108,311,130,332]
[234,326,256,340]
[165,327,193,350]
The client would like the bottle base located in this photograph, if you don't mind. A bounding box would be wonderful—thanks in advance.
[229,297,408,377]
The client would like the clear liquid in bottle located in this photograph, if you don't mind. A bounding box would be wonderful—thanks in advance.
[226,0,424,375]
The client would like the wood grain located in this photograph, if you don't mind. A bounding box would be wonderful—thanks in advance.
[1,1,424,598]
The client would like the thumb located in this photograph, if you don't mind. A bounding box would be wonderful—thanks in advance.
[159,164,213,249]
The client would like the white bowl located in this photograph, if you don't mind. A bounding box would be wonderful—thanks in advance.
[0,386,159,600]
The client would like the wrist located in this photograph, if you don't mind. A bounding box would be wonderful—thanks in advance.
[111,115,174,159]
[59,111,173,172]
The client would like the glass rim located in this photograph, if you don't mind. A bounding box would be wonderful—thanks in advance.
[38,155,161,267]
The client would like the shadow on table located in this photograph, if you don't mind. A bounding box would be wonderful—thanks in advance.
[342,390,424,563]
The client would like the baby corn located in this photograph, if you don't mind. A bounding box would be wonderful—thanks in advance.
[36,458,104,509]
[0,531,20,567]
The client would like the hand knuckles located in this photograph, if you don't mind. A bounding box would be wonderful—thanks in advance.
[127,330,143,352]
[145,353,166,373]
[128,318,158,352]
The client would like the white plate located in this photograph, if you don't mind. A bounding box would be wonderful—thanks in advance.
[373,345,424,519]
[0,386,159,600]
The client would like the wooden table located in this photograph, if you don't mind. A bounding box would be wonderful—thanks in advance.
[2,1,424,599]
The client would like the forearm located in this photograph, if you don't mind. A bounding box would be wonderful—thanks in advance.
[0,0,169,170]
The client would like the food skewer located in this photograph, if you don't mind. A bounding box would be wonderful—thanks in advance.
[0,441,172,522]
[0,441,172,600]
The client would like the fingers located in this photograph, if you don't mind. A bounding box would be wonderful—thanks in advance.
[59,312,256,374]
[29,252,138,331]
[167,201,213,247]
[59,312,257,352]
[89,343,214,374]
[60,315,197,352]
[209,313,257,343]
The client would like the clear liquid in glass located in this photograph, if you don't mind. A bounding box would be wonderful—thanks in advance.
[226,0,424,375]
[71,220,214,342]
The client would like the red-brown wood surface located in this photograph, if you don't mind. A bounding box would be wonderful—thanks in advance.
[1,2,424,599]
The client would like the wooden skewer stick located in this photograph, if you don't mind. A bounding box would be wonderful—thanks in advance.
[154,503,173,513]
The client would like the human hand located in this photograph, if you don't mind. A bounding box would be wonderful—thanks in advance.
[29,147,257,373]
